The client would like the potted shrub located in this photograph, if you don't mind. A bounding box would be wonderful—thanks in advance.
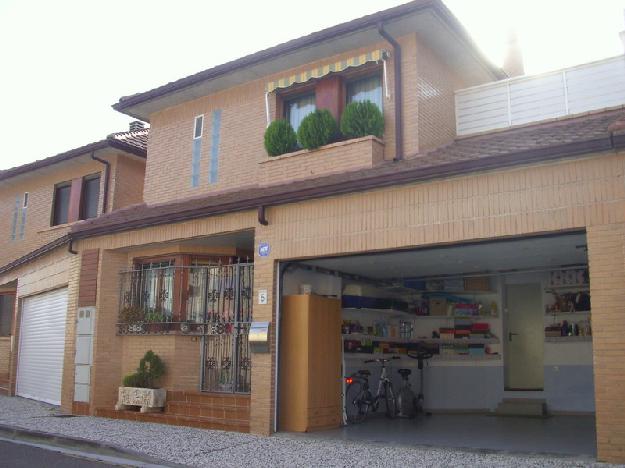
[264,119,297,156]
[340,101,384,139]
[115,350,167,413]
[297,109,338,150]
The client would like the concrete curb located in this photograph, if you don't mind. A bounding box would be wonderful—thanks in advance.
[0,422,181,467]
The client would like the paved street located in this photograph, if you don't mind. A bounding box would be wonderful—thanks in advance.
[0,396,617,467]
[0,439,114,468]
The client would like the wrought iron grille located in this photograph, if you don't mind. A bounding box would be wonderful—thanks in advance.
[118,263,253,394]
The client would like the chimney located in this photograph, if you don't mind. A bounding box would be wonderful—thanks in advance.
[503,29,524,78]
[129,120,145,132]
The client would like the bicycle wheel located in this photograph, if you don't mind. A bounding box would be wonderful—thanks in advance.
[384,382,397,419]
[345,381,370,424]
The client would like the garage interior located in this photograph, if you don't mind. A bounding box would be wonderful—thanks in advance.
[278,232,596,456]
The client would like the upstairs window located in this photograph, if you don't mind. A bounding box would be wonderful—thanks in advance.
[80,174,101,220]
[52,182,71,226]
[285,93,316,133]
[347,75,383,111]
[22,192,29,208]
[194,115,204,139]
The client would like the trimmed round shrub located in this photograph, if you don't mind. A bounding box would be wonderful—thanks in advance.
[340,101,384,139]
[297,109,338,150]
[264,119,297,156]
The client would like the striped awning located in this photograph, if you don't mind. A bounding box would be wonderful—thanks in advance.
[266,49,387,93]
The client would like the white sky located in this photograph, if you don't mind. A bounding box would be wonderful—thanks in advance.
[0,0,624,170]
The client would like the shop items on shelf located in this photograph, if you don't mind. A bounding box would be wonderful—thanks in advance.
[545,318,592,338]
[548,268,588,287]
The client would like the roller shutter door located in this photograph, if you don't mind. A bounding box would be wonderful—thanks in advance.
[16,288,68,405]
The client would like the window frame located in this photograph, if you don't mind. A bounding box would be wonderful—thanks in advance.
[22,192,29,209]
[51,181,72,226]
[283,92,316,134]
[345,72,384,112]
[79,173,101,221]
[193,114,204,139]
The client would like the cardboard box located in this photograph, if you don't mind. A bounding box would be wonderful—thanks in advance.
[429,297,448,316]
[464,277,491,291]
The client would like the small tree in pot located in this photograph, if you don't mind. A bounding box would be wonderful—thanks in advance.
[340,101,384,139]
[116,350,167,413]
[297,109,338,150]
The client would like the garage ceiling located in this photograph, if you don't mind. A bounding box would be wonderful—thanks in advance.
[302,233,587,280]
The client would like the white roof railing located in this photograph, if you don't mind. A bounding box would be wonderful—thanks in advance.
[455,55,625,136]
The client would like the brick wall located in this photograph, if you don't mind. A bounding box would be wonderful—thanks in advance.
[0,337,10,377]
[78,250,99,307]
[142,36,423,205]
[0,151,145,269]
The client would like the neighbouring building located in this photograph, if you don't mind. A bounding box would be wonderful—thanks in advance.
[2,0,625,463]
[0,127,148,404]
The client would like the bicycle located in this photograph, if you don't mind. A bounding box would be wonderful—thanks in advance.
[344,356,400,423]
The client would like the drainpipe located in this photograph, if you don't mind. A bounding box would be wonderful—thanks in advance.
[67,238,78,255]
[90,151,110,214]
[378,22,403,161]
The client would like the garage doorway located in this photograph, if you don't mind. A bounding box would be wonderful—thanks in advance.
[16,287,68,405]
[277,232,596,456]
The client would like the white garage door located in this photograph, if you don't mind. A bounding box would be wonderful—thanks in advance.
[16,288,68,405]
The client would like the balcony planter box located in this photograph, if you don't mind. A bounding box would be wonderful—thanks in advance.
[115,387,167,413]
[260,135,385,185]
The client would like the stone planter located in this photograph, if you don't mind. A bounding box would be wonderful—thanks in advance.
[115,387,167,413]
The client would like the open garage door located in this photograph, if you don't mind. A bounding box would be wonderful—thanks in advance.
[278,232,596,457]
[16,288,68,405]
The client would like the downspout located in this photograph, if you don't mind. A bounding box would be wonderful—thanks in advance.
[377,22,403,161]
[67,238,78,255]
[90,151,110,214]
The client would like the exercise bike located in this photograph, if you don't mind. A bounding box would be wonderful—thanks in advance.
[395,347,433,418]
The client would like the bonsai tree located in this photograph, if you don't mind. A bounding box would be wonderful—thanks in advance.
[122,350,165,389]
[297,109,338,150]
[340,101,384,139]
[264,119,297,156]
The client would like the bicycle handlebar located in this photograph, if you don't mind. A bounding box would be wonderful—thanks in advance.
[364,356,401,363]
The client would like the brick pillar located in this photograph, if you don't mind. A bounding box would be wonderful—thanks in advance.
[315,75,343,122]
[249,233,276,435]
[89,250,127,412]
[587,223,625,463]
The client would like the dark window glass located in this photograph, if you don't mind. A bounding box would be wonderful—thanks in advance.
[285,94,316,132]
[80,175,100,220]
[347,75,383,111]
[194,115,204,139]
[52,183,71,226]
[0,295,14,336]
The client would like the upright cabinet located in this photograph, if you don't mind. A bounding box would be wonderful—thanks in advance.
[279,294,342,432]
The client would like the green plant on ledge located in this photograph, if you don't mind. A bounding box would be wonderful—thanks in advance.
[264,119,298,156]
[297,109,338,150]
[340,101,384,139]
[122,350,166,389]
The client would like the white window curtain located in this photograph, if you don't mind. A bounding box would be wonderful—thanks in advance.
[286,94,316,132]
[347,75,383,110]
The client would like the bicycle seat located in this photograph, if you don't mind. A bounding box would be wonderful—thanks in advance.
[357,369,371,376]
[398,368,411,378]
[408,350,433,360]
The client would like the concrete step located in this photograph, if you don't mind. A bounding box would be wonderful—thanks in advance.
[496,398,547,417]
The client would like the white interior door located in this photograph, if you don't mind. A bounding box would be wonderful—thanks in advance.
[16,288,68,405]
[504,283,544,390]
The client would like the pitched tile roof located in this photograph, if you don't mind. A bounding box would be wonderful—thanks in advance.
[71,109,625,239]
[0,129,149,182]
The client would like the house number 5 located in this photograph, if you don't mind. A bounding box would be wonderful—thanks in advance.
[258,289,268,305]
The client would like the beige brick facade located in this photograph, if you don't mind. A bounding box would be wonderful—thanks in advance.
[67,150,625,461]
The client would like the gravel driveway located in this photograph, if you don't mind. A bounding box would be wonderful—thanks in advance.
[0,395,617,467]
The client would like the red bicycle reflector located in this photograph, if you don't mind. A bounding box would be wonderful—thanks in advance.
[345,377,353,384]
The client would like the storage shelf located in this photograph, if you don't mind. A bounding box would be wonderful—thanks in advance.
[342,333,500,345]
[545,310,591,317]
[545,284,590,292]
[545,336,592,343]
[343,352,501,362]
[343,308,499,320]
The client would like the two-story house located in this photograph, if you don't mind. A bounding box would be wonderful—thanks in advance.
[5,0,625,462]
[0,125,147,405]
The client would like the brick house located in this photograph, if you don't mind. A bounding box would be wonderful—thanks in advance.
[3,0,625,463]
[0,128,148,403]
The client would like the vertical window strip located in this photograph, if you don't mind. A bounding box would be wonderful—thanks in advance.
[10,196,19,241]
[209,110,222,184]
[191,115,204,188]
[19,206,27,240]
